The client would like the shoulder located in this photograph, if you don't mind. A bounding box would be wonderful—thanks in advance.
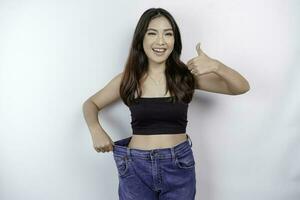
[85,72,124,110]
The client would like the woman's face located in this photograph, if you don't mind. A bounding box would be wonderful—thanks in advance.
[143,16,175,64]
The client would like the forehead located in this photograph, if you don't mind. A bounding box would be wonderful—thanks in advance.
[147,16,173,30]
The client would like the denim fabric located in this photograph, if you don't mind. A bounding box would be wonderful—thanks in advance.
[112,134,196,200]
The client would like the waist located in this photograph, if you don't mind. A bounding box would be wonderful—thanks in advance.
[132,127,187,135]
[113,134,192,158]
[128,133,188,150]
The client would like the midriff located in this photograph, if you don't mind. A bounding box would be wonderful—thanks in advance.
[127,133,188,150]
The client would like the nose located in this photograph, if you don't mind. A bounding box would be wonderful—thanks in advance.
[156,35,166,45]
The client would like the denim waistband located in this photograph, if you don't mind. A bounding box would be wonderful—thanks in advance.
[112,134,193,160]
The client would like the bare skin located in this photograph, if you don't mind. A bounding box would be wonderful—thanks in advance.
[127,134,188,150]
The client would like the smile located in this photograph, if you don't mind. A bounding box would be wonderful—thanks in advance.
[152,48,167,55]
[152,48,166,52]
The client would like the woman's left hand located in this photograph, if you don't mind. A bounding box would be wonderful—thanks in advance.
[186,42,218,76]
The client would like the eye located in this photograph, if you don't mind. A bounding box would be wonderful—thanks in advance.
[147,32,173,36]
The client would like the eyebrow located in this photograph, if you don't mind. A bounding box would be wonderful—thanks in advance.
[147,28,173,32]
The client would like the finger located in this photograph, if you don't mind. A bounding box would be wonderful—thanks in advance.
[103,146,109,152]
[187,56,200,65]
[187,64,196,71]
[197,42,209,58]
[186,60,196,69]
[109,145,114,152]
[190,66,197,74]
[95,146,103,153]
[106,145,112,152]
[187,59,195,67]
[186,59,193,67]
[196,42,204,56]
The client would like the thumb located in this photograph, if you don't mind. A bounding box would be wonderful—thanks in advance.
[196,42,206,57]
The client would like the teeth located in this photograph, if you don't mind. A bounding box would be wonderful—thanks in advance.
[153,48,166,52]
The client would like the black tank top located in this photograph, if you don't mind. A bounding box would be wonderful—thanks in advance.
[128,96,188,135]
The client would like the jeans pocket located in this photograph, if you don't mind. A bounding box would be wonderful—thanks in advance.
[113,155,130,178]
[175,149,195,169]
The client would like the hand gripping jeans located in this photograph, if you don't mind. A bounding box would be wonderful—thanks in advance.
[112,134,196,200]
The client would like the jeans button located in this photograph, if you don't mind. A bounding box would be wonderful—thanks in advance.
[150,150,158,157]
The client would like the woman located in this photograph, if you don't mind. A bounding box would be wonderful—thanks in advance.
[83,8,250,200]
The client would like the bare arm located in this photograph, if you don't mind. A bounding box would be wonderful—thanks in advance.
[82,101,106,138]
[194,59,250,95]
[82,72,123,152]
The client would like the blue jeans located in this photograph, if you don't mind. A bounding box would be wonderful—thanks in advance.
[112,134,196,200]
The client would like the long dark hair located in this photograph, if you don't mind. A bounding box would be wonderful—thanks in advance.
[120,8,196,106]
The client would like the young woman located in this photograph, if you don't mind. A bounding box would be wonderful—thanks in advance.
[83,8,250,200]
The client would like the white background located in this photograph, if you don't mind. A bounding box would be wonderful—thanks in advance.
[1,0,299,200]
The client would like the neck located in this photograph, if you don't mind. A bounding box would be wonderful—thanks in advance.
[147,62,166,75]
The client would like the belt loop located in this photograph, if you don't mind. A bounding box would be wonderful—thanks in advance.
[150,149,154,160]
[126,148,131,161]
[187,134,192,147]
[170,147,176,162]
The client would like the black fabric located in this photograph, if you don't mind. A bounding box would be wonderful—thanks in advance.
[128,96,189,135]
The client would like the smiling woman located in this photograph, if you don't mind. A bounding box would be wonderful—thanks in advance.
[119,10,196,106]
[82,7,249,200]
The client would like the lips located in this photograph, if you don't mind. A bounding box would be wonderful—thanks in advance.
[152,48,167,56]
[152,48,167,52]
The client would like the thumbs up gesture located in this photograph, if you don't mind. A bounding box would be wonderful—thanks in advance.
[186,42,218,77]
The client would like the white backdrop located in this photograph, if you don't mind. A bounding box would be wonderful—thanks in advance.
[1,0,299,200]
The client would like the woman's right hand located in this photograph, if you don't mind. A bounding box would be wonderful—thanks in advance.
[91,131,114,153]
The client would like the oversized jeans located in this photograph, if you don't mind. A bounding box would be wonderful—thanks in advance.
[112,134,196,200]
